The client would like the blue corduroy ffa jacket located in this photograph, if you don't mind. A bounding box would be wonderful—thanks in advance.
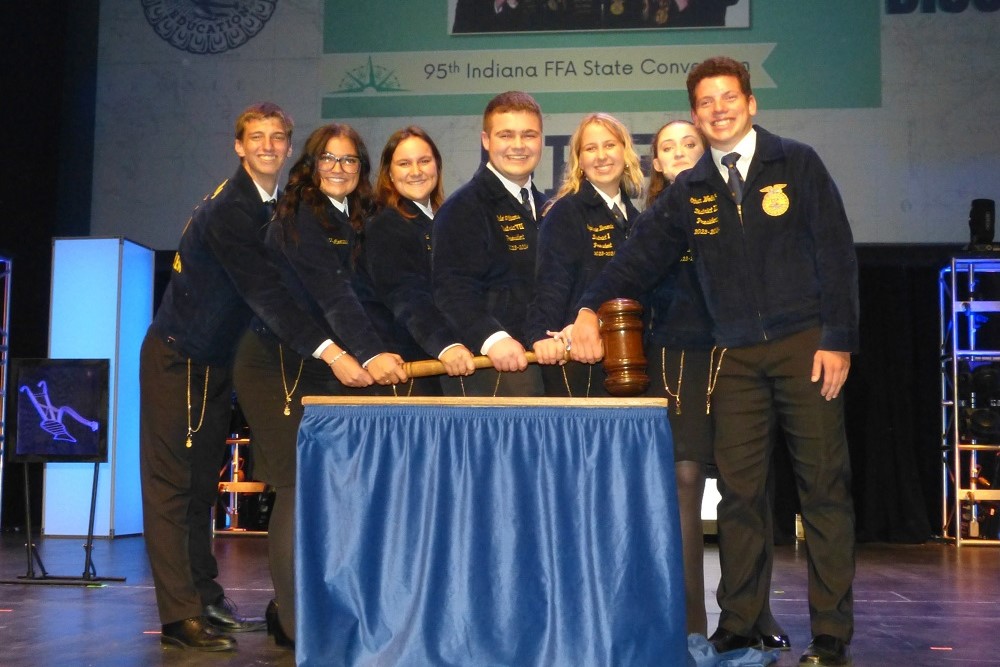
[525,179,638,346]
[149,165,330,365]
[580,126,859,352]
[432,164,543,350]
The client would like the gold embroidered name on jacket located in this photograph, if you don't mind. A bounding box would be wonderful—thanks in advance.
[498,214,529,251]
[691,193,720,235]
[589,222,616,257]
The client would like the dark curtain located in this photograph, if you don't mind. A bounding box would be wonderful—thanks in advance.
[762,246,955,544]
[842,245,959,542]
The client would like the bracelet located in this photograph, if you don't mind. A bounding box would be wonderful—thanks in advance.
[328,350,348,367]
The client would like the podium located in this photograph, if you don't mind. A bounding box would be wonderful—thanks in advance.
[295,396,686,667]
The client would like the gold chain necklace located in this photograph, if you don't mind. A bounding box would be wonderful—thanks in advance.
[706,346,727,414]
[561,363,592,398]
[278,344,304,416]
[186,359,210,448]
[660,348,684,415]
[457,370,503,397]
[391,379,415,397]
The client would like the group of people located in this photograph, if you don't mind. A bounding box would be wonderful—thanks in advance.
[452,0,740,33]
[139,54,858,667]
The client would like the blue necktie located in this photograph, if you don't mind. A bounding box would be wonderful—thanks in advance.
[722,152,743,202]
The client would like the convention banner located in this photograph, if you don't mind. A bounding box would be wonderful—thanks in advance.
[321,1,880,118]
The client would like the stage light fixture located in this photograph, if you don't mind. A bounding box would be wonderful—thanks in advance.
[968,198,996,249]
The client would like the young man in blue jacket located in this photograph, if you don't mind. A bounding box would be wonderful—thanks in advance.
[432,90,547,396]
[571,56,858,666]
[140,103,352,651]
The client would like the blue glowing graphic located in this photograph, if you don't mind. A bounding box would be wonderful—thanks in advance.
[19,381,100,443]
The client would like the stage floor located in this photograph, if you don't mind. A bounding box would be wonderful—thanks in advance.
[0,532,997,666]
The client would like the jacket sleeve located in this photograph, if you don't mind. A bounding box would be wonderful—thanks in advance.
[526,198,585,345]
[365,210,459,357]
[577,197,688,313]
[432,193,506,350]
[201,194,331,359]
[275,207,387,362]
[800,147,860,352]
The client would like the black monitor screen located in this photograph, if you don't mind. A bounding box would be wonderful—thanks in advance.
[11,358,109,463]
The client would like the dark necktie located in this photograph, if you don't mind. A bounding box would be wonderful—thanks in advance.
[610,204,626,228]
[265,198,277,220]
[721,152,743,203]
[519,187,534,220]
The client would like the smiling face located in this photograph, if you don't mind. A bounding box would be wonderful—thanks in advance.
[389,136,439,206]
[652,122,705,182]
[316,135,360,202]
[578,121,626,198]
[234,117,292,192]
[481,110,542,186]
[691,74,756,153]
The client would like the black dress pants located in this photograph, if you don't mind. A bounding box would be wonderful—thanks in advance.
[713,327,855,642]
[232,329,349,639]
[140,332,231,624]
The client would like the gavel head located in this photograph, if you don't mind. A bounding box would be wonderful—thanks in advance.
[598,298,649,397]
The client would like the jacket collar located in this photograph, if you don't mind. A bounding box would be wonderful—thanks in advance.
[685,125,785,189]
[580,179,636,215]
[478,163,535,204]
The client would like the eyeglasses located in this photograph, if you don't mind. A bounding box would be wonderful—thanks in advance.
[317,153,361,173]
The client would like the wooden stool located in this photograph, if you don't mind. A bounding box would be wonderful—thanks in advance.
[215,436,268,534]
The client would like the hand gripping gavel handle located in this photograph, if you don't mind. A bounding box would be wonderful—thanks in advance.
[403,353,539,378]
[400,298,649,397]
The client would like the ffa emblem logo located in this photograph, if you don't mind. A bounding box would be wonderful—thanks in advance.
[142,0,278,55]
[760,184,790,217]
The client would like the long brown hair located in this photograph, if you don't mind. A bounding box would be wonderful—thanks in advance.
[275,123,375,244]
[645,119,706,208]
[375,126,445,219]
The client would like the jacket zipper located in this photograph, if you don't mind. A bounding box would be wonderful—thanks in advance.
[736,197,769,342]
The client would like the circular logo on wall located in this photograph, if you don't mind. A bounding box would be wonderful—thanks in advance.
[142,0,278,55]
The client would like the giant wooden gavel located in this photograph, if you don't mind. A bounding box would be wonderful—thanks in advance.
[402,298,649,396]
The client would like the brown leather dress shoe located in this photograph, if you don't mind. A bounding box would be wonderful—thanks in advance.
[161,616,236,651]
[709,628,764,653]
[799,634,851,666]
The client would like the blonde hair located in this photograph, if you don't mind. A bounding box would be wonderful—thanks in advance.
[547,113,643,212]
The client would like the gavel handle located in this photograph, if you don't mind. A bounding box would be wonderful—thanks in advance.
[404,353,540,379]
[398,299,646,395]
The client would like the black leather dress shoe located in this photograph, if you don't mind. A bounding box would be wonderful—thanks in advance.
[799,634,851,666]
[203,597,266,633]
[266,599,295,648]
[161,616,236,651]
[760,632,792,651]
[709,628,764,653]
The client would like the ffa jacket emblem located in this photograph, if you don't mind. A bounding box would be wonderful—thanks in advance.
[760,184,790,217]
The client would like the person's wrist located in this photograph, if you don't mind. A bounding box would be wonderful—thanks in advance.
[327,350,348,367]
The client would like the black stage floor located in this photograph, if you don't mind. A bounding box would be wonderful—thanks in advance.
[1,532,998,666]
